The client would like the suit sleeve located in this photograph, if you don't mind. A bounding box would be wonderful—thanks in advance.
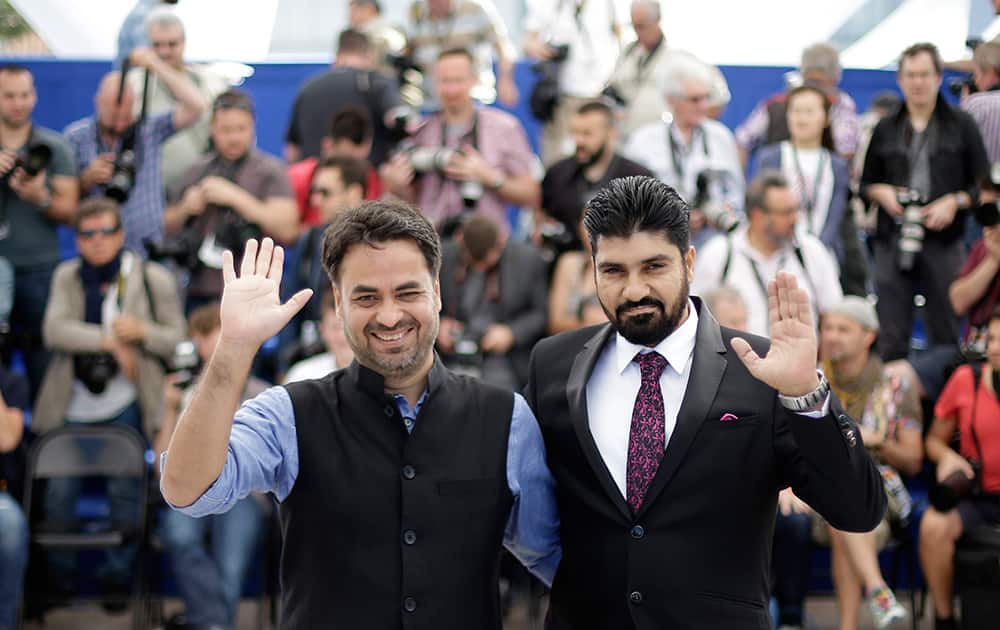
[507,248,549,349]
[773,394,887,532]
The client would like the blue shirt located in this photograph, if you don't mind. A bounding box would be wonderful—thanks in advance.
[163,384,562,586]
[64,111,176,256]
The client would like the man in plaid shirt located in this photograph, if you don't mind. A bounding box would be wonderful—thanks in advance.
[65,47,206,255]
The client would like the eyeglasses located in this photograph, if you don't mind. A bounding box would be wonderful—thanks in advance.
[310,186,333,198]
[77,227,120,239]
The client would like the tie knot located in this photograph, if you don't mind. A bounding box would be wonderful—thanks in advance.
[634,351,668,380]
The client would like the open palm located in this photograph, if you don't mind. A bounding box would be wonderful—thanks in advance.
[220,238,313,349]
[731,271,820,396]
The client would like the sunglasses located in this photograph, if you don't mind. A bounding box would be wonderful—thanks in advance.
[77,227,120,239]
[310,186,333,198]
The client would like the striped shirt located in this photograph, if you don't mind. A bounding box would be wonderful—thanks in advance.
[64,111,176,256]
[963,90,1000,164]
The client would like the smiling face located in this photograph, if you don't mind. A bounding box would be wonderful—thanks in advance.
[334,239,441,379]
[593,230,694,346]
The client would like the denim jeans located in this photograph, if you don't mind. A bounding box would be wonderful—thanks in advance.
[43,402,144,583]
[160,496,263,630]
[0,491,28,630]
[10,262,55,400]
[771,510,812,627]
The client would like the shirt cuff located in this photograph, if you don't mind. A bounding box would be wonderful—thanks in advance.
[795,392,831,418]
[159,450,232,518]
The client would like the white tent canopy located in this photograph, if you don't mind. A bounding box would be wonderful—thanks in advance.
[10,0,999,69]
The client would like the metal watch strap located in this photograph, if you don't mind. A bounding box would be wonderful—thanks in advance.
[777,369,830,412]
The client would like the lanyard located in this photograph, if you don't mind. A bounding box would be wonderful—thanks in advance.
[667,123,709,183]
[790,145,827,217]
[743,245,816,333]
[441,110,479,151]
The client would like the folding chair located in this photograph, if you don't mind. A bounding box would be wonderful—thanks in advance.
[19,424,150,630]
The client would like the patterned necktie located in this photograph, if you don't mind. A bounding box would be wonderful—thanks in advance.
[626,351,669,513]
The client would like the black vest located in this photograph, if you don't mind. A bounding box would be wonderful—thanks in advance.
[280,359,515,630]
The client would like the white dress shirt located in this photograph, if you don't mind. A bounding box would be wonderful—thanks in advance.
[586,299,699,498]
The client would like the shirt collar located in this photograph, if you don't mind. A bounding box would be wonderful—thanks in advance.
[614,298,698,375]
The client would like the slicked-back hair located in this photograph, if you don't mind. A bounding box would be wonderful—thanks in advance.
[321,200,441,285]
[583,176,690,256]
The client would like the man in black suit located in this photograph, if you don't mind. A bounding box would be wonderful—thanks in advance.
[525,175,885,629]
[438,211,548,390]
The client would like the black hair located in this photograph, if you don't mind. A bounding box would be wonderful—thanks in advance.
[328,105,372,145]
[315,155,370,197]
[583,176,690,255]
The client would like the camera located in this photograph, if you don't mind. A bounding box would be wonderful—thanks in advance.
[73,352,119,395]
[385,105,422,144]
[974,201,1000,228]
[929,460,982,512]
[949,76,978,98]
[213,206,262,257]
[601,85,627,108]
[895,189,927,271]
[144,229,201,269]
[529,44,570,122]
[386,52,425,108]
[167,340,200,390]
[106,146,137,203]
[403,144,483,210]
[6,143,52,180]
[694,170,741,233]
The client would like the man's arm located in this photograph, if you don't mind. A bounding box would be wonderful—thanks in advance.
[0,392,23,454]
[161,238,312,507]
[503,394,561,587]
[950,235,1000,316]
[199,176,301,244]
[129,47,207,131]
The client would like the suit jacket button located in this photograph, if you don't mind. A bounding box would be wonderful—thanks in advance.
[630,525,645,539]
[838,414,850,427]
[844,429,857,446]
[403,596,417,612]
[402,465,416,480]
[629,591,643,604]
[403,529,417,545]
[384,404,395,417]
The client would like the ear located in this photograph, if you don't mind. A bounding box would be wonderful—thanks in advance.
[320,136,335,157]
[331,283,343,317]
[433,278,442,312]
[685,244,696,282]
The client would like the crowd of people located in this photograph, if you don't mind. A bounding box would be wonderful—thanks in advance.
[0,1,999,629]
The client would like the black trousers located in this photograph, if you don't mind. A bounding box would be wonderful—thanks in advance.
[872,234,965,361]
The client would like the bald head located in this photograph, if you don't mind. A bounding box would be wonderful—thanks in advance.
[95,72,136,137]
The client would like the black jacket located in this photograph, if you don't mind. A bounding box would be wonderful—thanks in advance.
[861,93,989,244]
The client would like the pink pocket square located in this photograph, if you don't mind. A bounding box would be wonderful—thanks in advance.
[719,413,739,422]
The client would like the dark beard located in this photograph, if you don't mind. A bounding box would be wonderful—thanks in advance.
[600,278,690,346]
[576,141,607,169]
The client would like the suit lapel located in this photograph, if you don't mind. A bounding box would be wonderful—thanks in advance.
[566,324,633,521]
[636,300,728,519]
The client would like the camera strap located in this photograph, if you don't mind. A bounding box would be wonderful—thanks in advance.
[440,110,479,152]
[667,123,709,184]
[790,144,827,217]
[969,361,988,465]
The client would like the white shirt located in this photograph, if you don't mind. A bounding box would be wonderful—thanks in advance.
[691,226,843,337]
[524,0,622,98]
[282,352,338,385]
[778,142,834,240]
[586,299,698,498]
[624,119,745,214]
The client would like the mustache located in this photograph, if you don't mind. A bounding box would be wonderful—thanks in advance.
[616,298,664,319]
[365,318,418,334]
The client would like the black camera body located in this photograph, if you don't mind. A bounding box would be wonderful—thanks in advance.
[144,231,201,270]
[73,352,119,395]
[929,460,982,512]
[529,44,571,123]
[106,147,137,203]
[895,188,927,271]
[213,205,262,256]
[694,170,741,233]
[974,201,1000,228]
[13,143,52,179]
[167,340,200,390]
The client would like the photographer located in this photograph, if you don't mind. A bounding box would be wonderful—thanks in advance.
[623,54,744,249]
[0,366,29,630]
[961,41,1000,163]
[438,212,548,390]
[155,301,266,630]
[0,64,78,399]
[64,47,207,255]
[347,0,407,80]
[33,197,185,595]
[163,89,297,312]
[523,0,622,165]
[919,305,1000,630]
[380,47,539,235]
[861,42,989,364]
[950,186,1000,356]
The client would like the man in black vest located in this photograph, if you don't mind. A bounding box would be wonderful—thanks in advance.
[159,201,561,629]
[525,175,885,629]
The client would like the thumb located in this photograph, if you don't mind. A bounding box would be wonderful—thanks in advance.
[280,289,314,323]
[730,337,762,375]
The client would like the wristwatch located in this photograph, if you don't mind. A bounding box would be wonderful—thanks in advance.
[778,370,830,412]
[487,172,506,191]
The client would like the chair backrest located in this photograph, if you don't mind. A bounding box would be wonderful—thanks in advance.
[28,425,148,479]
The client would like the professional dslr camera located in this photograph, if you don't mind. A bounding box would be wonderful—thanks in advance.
[929,459,982,512]
[403,143,484,210]
[973,162,1000,228]
[0,142,53,239]
[694,170,741,233]
[529,43,570,123]
[895,188,927,271]
[948,38,985,98]
[105,126,139,203]
[73,351,119,395]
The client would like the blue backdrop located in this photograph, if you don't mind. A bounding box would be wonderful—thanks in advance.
[16,58,917,159]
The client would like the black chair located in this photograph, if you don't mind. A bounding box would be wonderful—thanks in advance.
[19,424,151,630]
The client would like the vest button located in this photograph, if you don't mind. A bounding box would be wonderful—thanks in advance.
[384,404,395,417]
[403,529,417,545]
[402,465,416,480]
[630,525,645,539]
[403,596,417,613]
[629,590,644,604]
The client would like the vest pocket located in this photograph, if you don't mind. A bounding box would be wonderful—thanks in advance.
[437,477,500,496]
[697,590,764,610]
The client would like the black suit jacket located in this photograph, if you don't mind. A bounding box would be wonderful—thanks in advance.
[525,298,885,630]
[439,239,549,386]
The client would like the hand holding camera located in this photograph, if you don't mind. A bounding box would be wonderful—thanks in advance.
[922,193,960,231]
[929,450,980,512]
[442,145,490,184]
[8,166,49,207]
[81,153,116,191]
[200,176,243,208]
[111,314,147,344]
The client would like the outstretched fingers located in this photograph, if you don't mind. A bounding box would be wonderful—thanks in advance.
[240,239,259,278]
[731,337,761,374]
[222,250,236,285]
[268,243,285,285]
[282,288,314,323]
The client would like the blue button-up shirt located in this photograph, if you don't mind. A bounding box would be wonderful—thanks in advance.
[64,111,176,255]
[163,385,562,586]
